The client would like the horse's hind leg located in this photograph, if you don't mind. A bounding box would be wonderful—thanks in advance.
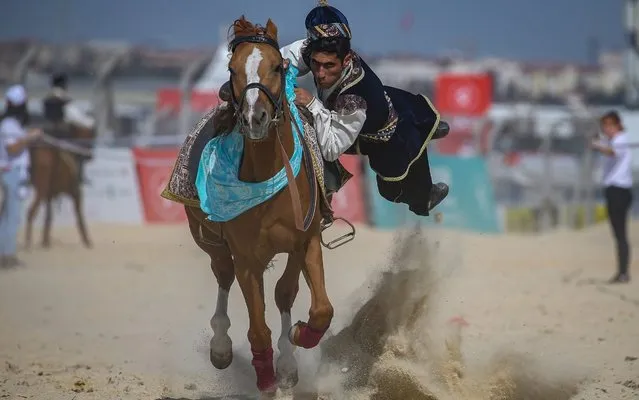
[186,206,235,369]
[274,253,302,389]
[289,233,333,349]
[24,194,41,251]
[71,189,91,248]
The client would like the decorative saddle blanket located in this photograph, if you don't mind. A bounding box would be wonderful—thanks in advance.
[161,67,351,219]
[195,65,305,221]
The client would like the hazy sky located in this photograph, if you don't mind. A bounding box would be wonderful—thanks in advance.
[0,0,627,62]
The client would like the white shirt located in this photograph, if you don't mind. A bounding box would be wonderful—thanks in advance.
[65,101,95,128]
[0,117,30,170]
[49,88,96,129]
[280,39,367,162]
[602,132,633,188]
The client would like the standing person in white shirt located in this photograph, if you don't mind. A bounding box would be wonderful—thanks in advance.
[0,85,41,268]
[591,111,633,283]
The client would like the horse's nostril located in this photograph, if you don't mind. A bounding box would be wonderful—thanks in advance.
[251,114,264,127]
[260,110,267,121]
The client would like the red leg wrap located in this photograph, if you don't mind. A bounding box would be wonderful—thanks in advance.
[251,347,276,392]
[294,322,327,349]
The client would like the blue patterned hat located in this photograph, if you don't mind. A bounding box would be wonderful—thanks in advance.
[305,1,352,41]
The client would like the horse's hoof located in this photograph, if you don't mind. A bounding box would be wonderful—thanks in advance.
[210,348,233,369]
[288,321,326,349]
[259,384,278,398]
[276,351,298,389]
[277,368,299,390]
[258,389,277,399]
[209,335,233,369]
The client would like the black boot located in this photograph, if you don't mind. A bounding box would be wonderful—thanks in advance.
[428,182,449,211]
[407,182,449,216]
[321,193,335,230]
[432,121,450,140]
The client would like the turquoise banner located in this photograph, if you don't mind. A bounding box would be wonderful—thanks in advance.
[364,154,501,233]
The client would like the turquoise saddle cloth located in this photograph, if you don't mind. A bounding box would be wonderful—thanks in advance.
[195,64,305,222]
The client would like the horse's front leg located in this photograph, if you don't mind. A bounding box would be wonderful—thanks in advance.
[24,193,41,251]
[207,247,236,370]
[274,252,303,389]
[235,258,277,395]
[42,197,54,248]
[289,233,333,349]
[186,206,236,369]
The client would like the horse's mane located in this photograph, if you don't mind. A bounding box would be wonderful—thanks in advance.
[227,16,279,47]
[215,16,280,136]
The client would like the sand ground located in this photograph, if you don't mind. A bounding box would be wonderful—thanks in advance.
[0,221,638,399]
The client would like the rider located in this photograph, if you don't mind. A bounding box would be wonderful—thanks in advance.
[42,72,93,184]
[279,2,449,216]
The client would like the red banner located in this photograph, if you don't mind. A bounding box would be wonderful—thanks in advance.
[156,88,220,113]
[331,155,366,224]
[133,147,187,224]
[435,73,492,116]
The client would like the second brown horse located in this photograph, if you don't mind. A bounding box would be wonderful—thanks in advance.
[25,122,94,249]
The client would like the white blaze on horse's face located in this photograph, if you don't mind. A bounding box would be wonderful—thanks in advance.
[242,47,269,140]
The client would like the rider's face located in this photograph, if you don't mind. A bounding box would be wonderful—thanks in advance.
[310,52,349,89]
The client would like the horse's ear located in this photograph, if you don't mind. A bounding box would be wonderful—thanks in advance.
[265,19,278,41]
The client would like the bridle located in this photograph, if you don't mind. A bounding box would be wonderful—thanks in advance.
[226,30,317,233]
[227,33,286,130]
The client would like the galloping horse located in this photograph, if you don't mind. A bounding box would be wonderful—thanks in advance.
[183,17,333,395]
[25,122,95,249]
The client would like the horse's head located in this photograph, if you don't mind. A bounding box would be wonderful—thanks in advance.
[228,16,285,141]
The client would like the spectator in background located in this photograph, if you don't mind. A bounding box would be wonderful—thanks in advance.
[0,85,41,268]
[591,111,633,283]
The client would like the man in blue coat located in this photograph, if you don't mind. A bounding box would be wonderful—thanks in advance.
[281,2,449,216]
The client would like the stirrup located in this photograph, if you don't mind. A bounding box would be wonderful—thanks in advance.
[320,217,356,249]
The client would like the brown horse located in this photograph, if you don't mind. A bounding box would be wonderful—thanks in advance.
[184,17,333,395]
[25,122,95,249]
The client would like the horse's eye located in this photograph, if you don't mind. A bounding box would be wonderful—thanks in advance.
[228,67,235,75]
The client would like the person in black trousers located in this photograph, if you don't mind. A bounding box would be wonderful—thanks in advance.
[591,111,633,283]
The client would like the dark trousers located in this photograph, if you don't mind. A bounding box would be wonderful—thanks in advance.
[376,149,433,215]
[604,186,633,275]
